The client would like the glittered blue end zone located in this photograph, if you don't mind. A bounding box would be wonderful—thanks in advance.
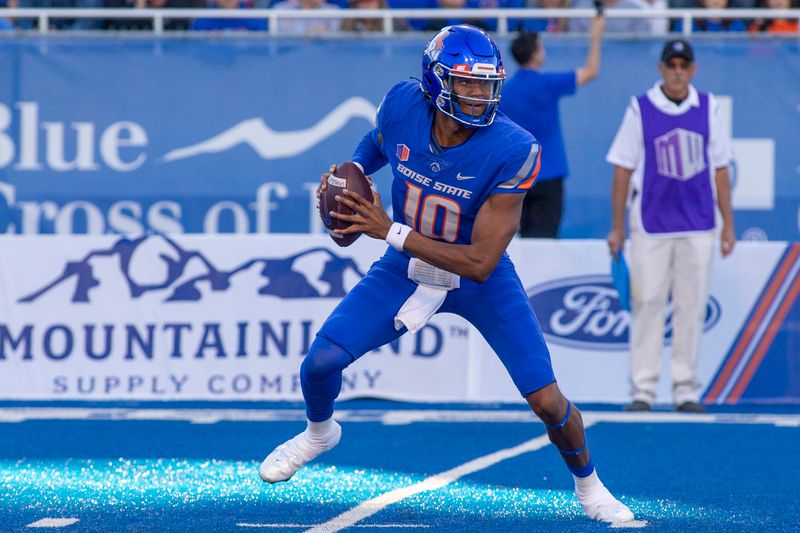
[0,406,798,532]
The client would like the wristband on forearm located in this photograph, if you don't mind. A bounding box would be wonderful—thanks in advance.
[385,222,412,251]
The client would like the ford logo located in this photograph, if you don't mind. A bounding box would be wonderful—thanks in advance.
[527,275,721,351]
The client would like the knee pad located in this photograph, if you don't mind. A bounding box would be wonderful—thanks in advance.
[301,337,352,384]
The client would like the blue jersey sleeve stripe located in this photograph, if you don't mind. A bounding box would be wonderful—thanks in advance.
[497,144,540,189]
[517,148,542,190]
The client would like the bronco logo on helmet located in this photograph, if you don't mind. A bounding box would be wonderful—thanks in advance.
[424,29,449,63]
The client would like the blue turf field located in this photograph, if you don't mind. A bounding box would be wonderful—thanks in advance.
[0,403,798,532]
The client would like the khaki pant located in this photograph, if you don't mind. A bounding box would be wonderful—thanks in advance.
[629,227,714,405]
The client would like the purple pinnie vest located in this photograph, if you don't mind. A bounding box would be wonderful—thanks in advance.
[637,92,715,234]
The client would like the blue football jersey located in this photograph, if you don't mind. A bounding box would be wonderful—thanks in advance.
[355,81,542,245]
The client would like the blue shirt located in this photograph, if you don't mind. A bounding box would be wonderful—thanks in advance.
[190,3,268,32]
[353,81,541,245]
[500,69,577,182]
[673,18,747,32]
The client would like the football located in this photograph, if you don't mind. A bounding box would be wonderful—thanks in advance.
[319,161,374,247]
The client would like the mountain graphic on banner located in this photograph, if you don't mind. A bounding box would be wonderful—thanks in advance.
[161,97,377,162]
[18,235,366,304]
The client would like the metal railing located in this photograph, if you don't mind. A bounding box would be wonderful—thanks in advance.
[1,7,798,36]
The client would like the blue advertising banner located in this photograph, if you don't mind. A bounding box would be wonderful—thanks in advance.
[0,37,797,239]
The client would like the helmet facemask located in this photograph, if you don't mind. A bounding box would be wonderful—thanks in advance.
[432,62,505,128]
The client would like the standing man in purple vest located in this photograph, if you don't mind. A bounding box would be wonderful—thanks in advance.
[605,39,736,413]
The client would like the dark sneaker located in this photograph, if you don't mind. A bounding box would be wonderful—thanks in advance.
[676,401,707,414]
[625,400,652,412]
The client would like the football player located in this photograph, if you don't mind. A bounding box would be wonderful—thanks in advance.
[259,24,634,525]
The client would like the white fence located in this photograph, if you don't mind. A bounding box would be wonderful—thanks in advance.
[1,7,798,36]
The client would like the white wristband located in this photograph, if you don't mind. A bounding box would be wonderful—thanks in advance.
[386,222,412,251]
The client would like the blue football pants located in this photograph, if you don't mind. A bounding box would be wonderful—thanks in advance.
[301,250,556,421]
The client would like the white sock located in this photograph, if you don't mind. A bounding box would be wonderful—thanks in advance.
[306,418,335,442]
[573,470,604,498]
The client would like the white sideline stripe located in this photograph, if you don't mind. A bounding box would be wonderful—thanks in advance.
[303,426,578,533]
[26,518,79,528]
[380,410,535,425]
[611,519,649,529]
[238,524,429,529]
[0,408,798,427]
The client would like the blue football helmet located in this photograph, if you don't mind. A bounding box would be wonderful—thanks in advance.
[421,25,506,128]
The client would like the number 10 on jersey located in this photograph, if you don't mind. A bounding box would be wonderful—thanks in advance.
[403,182,461,242]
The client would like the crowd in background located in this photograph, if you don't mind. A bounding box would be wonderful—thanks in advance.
[0,0,798,33]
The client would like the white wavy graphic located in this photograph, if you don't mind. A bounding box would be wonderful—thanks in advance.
[161,97,377,162]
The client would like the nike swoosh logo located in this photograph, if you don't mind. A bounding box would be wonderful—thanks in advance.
[456,172,475,181]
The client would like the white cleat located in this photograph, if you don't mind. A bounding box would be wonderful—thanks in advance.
[258,421,342,484]
[578,484,635,524]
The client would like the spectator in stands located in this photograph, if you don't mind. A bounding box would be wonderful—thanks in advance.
[569,0,649,33]
[1,0,15,31]
[519,0,571,33]
[271,0,342,35]
[422,0,491,31]
[477,0,525,31]
[642,0,669,34]
[342,0,410,32]
[672,0,747,32]
[606,39,735,414]
[573,0,667,33]
[105,0,207,31]
[389,0,429,30]
[15,0,104,30]
[499,13,604,238]
[674,0,756,5]
[191,0,267,30]
[749,0,799,32]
